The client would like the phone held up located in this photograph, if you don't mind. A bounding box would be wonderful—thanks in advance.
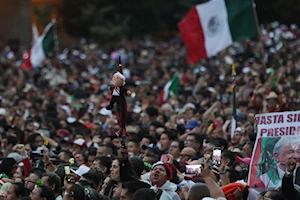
[212,147,221,166]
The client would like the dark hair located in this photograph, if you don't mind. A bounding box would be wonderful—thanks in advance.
[265,190,285,200]
[27,133,43,144]
[142,135,156,144]
[188,133,205,148]
[222,150,236,167]
[129,156,144,177]
[174,139,184,151]
[128,139,140,146]
[161,129,177,141]
[13,182,26,197]
[146,107,159,117]
[43,172,61,194]
[88,147,97,156]
[245,141,254,150]
[132,188,157,200]
[39,185,55,200]
[28,168,44,178]
[59,149,73,159]
[82,169,104,189]
[114,158,137,182]
[122,181,150,196]
[6,136,18,146]
[95,156,112,175]
[72,184,85,200]
[1,158,16,176]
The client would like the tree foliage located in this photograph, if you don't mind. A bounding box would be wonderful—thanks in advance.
[59,0,300,41]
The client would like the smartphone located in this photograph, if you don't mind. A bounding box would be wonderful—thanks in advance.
[64,166,71,175]
[213,147,221,165]
[186,165,201,175]
[160,154,168,162]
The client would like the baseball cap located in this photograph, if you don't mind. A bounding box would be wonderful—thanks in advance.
[71,165,90,177]
[57,129,70,138]
[73,138,87,148]
[7,153,22,163]
[142,143,161,155]
[186,120,200,129]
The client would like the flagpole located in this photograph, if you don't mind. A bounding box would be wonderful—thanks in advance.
[230,63,237,138]
[251,0,261,36]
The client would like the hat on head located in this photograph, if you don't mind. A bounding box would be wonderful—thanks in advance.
[57,129,70,138]
[152,161,173,180]
[186,120,200,129]
[142,143,161,155]
[59,105,71,117]
[7,153,22,163]
[266,91,278,100]
[73,138,87,148]
[71,165,90,177]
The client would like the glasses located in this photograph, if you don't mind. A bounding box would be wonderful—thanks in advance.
[184,140,196,144]
[25,179,36,184]
[170,145,178,149]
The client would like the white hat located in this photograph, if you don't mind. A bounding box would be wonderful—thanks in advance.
[71,165,90,177]
[59,105,71,117]
[0,108,6,116]
[7,153,22,163]
[73,138,87,148]
[99,107,112,116]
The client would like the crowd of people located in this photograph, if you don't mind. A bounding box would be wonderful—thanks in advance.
[0,21,299,200]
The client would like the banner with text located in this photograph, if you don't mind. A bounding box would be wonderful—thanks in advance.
[248,111,300,188]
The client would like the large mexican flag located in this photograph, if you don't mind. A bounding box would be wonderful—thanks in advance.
[178,0,258,64]
[21,21,55,70]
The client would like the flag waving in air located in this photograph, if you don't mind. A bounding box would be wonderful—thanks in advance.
[178,0,258,64]
[21,20,55,70]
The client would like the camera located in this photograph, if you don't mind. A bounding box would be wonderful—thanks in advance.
[30,150,44,159]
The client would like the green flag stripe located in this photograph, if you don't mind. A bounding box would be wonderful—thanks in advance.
[42,24,55,57]
[168,76,179,97]
[226,0,258,42]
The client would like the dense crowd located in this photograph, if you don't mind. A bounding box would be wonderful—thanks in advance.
[0,21,299,200]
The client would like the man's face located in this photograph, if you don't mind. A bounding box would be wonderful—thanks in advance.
[184,135,199,151]
[41,176,50,188]
[231,131,242,146]
[169,141,181,159]
[57,109,67,120]
[159,134,171,152]
[97,147,107,157]
[274,145,300,171]
[127,142,140,156]
[25,173,39,191]
[91,124,102,136]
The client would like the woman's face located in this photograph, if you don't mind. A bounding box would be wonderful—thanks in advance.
[30,187,42,200]
[4,185,18,200]
[113,182,122,197]
[13,167,23,179]
[110,160,120,181]
[35,135,44,147]
[150,165,168,187]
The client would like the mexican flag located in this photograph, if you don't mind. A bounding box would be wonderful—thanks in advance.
[21,20,55,70]
[231,64,237,138]
[159,76,179,106]
[178,0,258,64]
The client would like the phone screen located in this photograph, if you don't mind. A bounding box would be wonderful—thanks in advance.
[213,148,221,165]
[64,166,71,175]
[186,165,201,175]
[160,154,168,162]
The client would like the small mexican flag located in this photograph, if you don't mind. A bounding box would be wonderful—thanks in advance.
[21,20,55,70]
[178,0,258,64]
[159,76,179,106]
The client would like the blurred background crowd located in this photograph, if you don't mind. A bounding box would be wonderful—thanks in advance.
[0,2,300,198]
